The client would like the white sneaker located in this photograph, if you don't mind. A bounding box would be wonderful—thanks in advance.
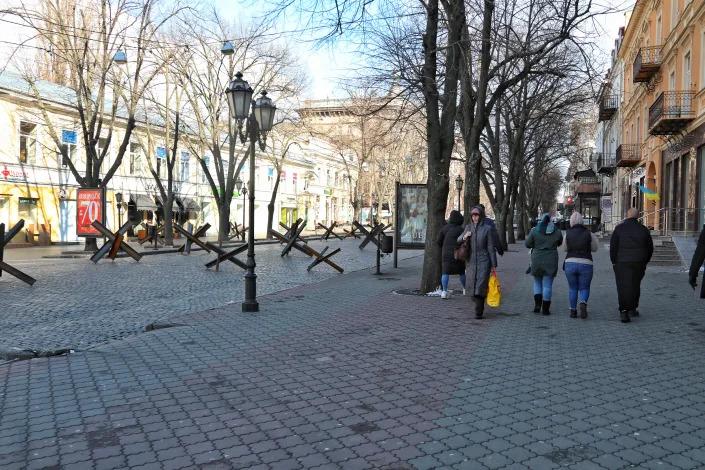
[441,291,448,299]
[463,288,466,295]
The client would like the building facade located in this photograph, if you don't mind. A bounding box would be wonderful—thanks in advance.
[613,0,705,233]
[0,71,352,245]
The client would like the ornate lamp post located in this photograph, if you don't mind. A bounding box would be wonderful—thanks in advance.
[115,192,123,227]
[235,177,247,241]
[225,72,277,313]
[455,175,463,211]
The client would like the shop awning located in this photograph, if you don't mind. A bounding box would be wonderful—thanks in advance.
[182,198,200,212]
[134,194,158,211]
[156,196,180,211]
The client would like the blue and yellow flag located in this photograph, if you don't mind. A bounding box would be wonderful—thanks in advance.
[637,185,660,201]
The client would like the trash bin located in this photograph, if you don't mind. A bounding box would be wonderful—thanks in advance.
[381,235,393,253]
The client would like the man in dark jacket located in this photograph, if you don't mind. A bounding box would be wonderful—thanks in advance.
[476,204,504,256]
[689,225,705,298]
[610,207,654,323]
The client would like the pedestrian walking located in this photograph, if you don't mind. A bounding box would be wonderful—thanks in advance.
[525,214,563,315]
[688,224,705,297]
[476,204,505,256]
[561,212,598,319]
[437,210,466,299]
[457,206,497,319]
[610,207,653,323]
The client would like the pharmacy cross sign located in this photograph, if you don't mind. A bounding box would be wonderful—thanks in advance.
[1,166,9,179]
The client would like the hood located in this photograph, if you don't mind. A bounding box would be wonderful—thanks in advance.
[538,213,557,234]
[448,210,464,225]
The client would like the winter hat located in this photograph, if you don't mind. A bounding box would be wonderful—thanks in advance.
[471,207,481,215]
[570,211,584,227]
[448,210,464,225]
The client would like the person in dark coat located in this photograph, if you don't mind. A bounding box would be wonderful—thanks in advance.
[688,225,705,297]
[457,206,498,319]
[610,207,654,323]
[476,204,504,256]
[437,210,466,299]
[525,214,563,315]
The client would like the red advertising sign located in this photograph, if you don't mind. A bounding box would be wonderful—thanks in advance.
[76,188,105,237]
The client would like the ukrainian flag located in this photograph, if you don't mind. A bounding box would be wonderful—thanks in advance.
[637,185,660,201]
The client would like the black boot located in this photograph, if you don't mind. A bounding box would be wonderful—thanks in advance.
[580,303,588,319]
[533,294,542,313]
[474,296,485,319]
[570,309,578,318]
[542,301,551,315]
[620,310,631,323]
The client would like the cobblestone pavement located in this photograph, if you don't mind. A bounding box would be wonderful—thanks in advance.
[0,239,419,355]
[2,241,705,469]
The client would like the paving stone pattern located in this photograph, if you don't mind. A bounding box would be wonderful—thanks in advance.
[0,239,419,354]
[2,242,705,469]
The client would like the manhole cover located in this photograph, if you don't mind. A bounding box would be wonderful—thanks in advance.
[393,289,426,296]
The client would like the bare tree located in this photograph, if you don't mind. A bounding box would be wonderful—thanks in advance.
[173,11,306,240]
[7,0,187,250]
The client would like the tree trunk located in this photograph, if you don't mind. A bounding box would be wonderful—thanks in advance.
[420,166,449,293]
[163,206,173,246]
[218,200,230,242]
[507,197,516,244]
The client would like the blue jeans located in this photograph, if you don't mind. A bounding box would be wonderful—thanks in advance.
[533,275,554,301]
[442,273,466,291]
[564,262,594,309]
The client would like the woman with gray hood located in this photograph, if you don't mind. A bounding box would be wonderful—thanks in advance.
[457,206,497,319]
[561,212,598,319]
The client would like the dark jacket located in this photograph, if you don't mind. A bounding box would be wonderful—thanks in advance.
[437,210,466,275]
[457,208,498,296]
[525,221,563,277]
[609,218,654,265]
[565,224,594,261]
[484,218,504,256]
[689,226,705,299]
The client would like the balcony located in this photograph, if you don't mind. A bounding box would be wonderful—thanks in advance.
[596,153,616,175]
[616,144,641,167]
[648,91,695,135]
[576,176,600,194]
[633,46,662,83]
[598,95,619,122]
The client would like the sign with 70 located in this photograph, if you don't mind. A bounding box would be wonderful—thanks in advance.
[76,188,106,237]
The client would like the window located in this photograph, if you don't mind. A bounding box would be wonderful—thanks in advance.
[702,32,705,90]
[129,143,142,175]
[19,121,38,164]
[180,152,190,182]
[684,51,691,89]
[670,70,676,90]
[636,116,640,144]
[671,0,678,30]
[326,169,331,186]
[644,106,648,138]
[656,15,662,44]
[334,171,339,187]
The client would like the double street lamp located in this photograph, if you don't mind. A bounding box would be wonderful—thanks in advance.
[235,176,247,241]
[225,72,277,313]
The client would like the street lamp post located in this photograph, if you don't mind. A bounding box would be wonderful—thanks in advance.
[225,72,277,313]
[115,192,123,227]
[235,177,247,241]
[455,175,463,211]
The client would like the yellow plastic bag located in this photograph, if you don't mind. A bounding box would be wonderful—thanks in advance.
[486,272,501,307]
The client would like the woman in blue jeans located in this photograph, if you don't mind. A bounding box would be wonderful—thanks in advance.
[561,212,598,319]
[525,214,563,315]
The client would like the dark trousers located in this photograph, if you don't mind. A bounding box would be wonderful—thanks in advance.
[472,295,485,316]
[613,262,646,311]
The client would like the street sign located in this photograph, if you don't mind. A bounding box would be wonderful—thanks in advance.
[76,188,106,237]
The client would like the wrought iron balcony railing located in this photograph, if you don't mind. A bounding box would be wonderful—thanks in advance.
[616,144,641,167]
[596,153,616,175]
[598,95,619,122]
[648,91,695,135]
[633,46,662,83]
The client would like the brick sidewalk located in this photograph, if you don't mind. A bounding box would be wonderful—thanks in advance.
[2,242,705,469]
